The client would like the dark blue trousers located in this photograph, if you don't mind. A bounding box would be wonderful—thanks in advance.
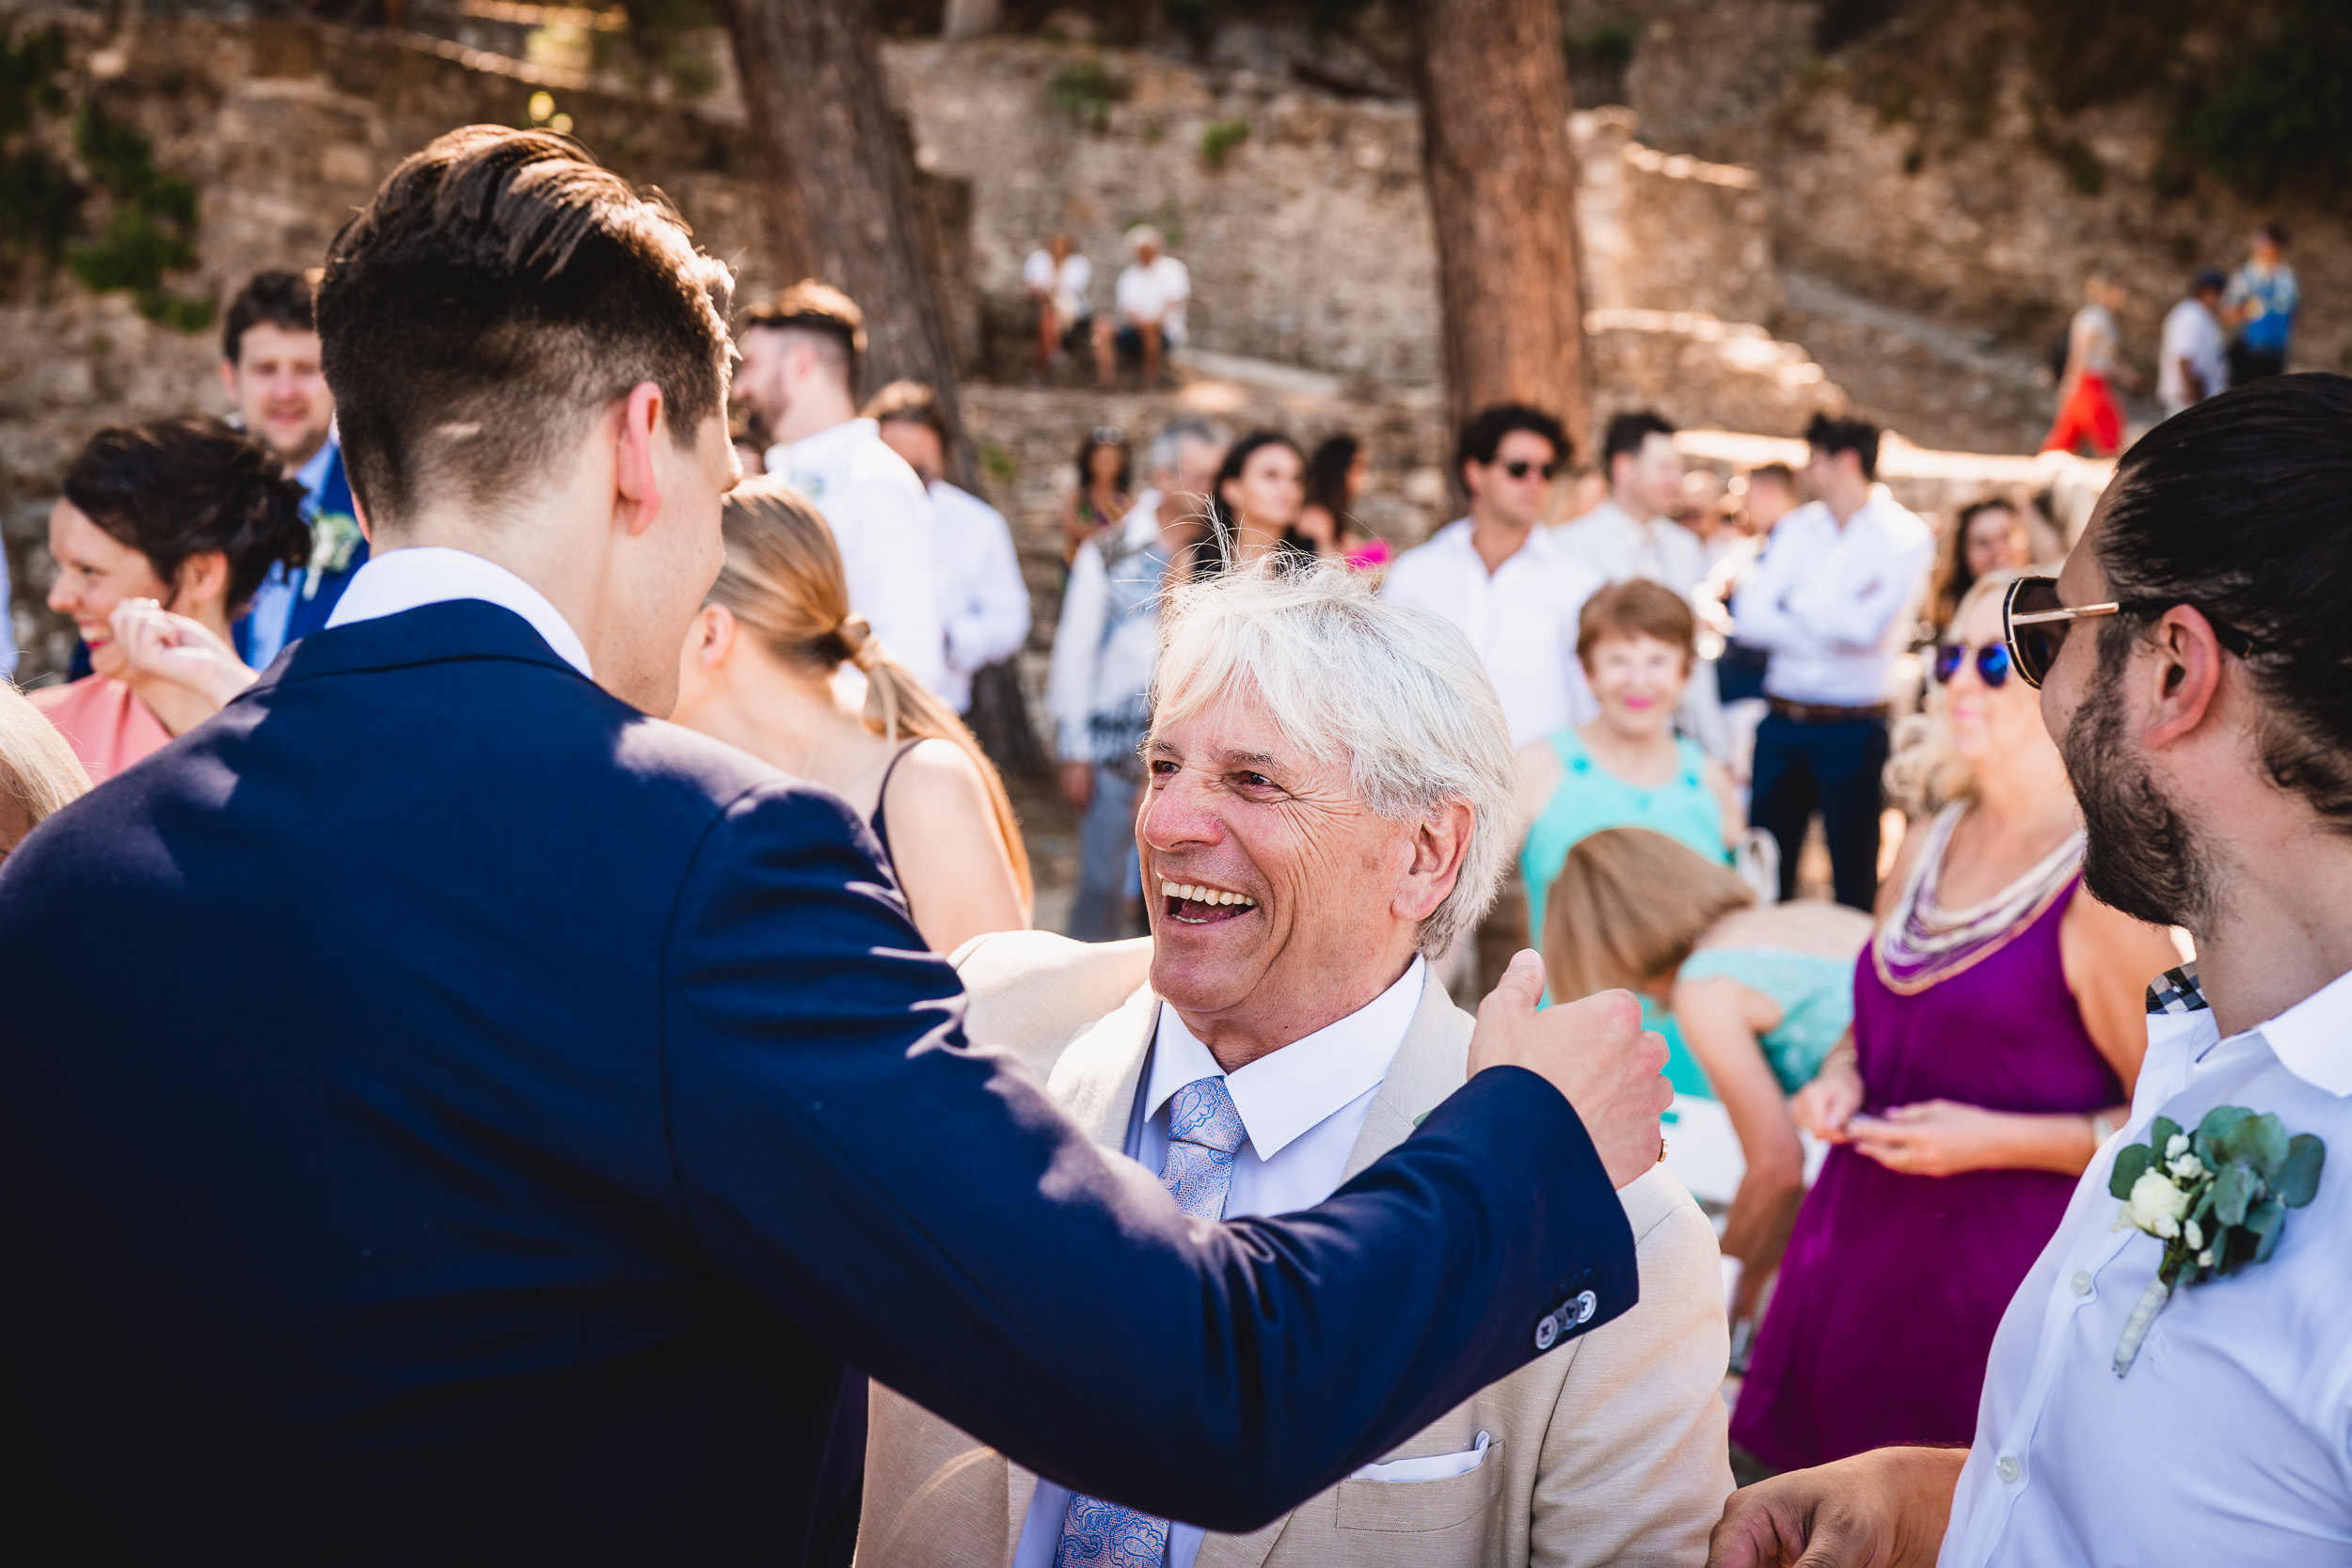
[1751,709,1889,910]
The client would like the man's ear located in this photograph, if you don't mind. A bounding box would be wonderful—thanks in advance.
[1460,459,1483,505]
[613,382,667,539]
[217,360,240,402]
[1396,800,1475,924]
[691,602,736,671]
[2141,606,2230,750]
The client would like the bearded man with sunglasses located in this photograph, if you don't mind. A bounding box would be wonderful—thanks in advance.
[1708,373,2352,1567]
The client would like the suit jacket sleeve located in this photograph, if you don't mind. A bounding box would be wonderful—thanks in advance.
[658,783,1638,1533]
[1528,1179,1732,1567]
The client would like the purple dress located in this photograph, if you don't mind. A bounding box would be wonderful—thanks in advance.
[1730,876,2120,1470]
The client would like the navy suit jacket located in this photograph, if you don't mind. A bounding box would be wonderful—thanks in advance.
[0,602,1637,1564]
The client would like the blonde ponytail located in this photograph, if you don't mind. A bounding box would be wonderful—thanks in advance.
[711,479,1035,911]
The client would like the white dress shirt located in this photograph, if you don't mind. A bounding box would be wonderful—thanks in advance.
[1114,257,1192,343]
[2158,296,2228,415]
[1553,498,1708,597]
[1729,490,1931,707]
[767,418,947,696]
[1381,519,1601,749]
[1045,493,1168,765]
[1941,967,2352,1566]
[0,523,15,680]
[1013,958,1429,1568]
[927,480,1031,714]
[324,545,594,678]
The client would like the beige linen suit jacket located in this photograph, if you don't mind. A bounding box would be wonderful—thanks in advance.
[856,931,1732,1568]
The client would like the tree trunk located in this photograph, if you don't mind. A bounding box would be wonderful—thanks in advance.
[718,0,966,450]
[1414,0,1592,459]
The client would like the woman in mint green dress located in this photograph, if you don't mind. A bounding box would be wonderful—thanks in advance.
[1543,826,1869,1330]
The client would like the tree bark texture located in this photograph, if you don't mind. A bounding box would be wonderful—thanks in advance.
[1414,0,1592,458]
[718,0,966,442]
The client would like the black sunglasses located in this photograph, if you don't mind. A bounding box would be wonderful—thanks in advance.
[1499,460,1558,481]
[2001,574,2260,690]
[1933,641,2013,688]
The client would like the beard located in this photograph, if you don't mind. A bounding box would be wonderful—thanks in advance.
[2058,641,2214,930]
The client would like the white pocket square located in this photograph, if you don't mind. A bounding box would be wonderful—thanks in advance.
[1348,1429,1490,1482]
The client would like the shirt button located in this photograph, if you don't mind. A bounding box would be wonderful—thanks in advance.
[2071,1271,2094,1297]
[1995,1455,2022,1484]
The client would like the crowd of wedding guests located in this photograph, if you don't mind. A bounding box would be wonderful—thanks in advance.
[5,128,2335,1568]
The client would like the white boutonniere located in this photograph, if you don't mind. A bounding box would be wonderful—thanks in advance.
[301,511,366,599]
[2108,1106,2326,1374]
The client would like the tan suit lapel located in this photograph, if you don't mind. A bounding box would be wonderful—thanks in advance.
[1339,967,1473,1183]
[1004,984,1161,1562]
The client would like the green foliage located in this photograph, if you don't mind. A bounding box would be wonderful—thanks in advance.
[2178,0,2352,197]
[2047,136,2105,196]
[1198,116,1250,168]
[1564,19,1643,72]
[65,103,212,329]
[977,441,1017,487]
[0,25,82,283]
[1043,59,1131,131]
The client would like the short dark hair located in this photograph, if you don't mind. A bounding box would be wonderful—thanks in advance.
[740,278,866,388]
[61,417,311,615]
[316,125,733,529]
[1804,413,1882,481]
[1602,410,1676,467]
[222,269,317,366]
[1456,404,1570,472]
[2260,221,2291,248]
[2094,372,2352,826]
[1746,461,1796,491]
[862,379,949,443]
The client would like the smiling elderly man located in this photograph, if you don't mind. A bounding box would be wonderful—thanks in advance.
[858,564,1731,1568]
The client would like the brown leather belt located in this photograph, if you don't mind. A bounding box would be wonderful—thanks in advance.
[1768,697,1889,724]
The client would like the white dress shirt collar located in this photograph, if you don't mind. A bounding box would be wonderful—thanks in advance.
[323,546,595,679]
[2238,964,2352,1098]
[782,415,880,471]
[1435,515,1554,576]
[1146,957,1426,1163]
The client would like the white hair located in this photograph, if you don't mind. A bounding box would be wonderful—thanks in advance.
[1151,560,1516,956]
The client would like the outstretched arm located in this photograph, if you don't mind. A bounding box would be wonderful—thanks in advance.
[660,786,1658,1530]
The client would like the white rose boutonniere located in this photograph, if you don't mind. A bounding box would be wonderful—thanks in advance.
[2108,1106,2326,1375]
[301,511,366,600]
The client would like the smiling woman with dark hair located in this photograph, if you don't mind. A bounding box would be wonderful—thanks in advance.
[33,416,310,781]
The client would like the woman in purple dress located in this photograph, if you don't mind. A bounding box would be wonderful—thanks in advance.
[1730,572,2180,1471]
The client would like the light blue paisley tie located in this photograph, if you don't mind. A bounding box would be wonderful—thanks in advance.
[1055,1076,1248,1568]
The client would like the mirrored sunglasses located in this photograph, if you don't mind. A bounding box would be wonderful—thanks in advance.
[1933,641,2012,688]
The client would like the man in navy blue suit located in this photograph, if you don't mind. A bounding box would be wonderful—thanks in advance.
[0,126,1669,1564]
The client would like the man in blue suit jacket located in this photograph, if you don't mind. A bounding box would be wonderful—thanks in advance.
[0,126,1670,1564]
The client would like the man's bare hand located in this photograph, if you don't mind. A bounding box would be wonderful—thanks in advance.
[1468,950,1670,1189]
[1706,1447,1966,1568]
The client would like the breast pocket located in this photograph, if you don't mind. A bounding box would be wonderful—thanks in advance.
[1334,1432,1503,1537]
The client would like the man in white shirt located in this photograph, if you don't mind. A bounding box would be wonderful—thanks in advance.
[2158,268,2229,420]
[1384,404,1601,750]
[1708,376,2352,1568]
[866,565,1722,1568]
[734,280,946,694]
[1556,409,1723,755]
[1022,232,1092,378]
[1092,225,1189,390]
[1730,414,1931,909]
[866,380,1031,715]
[1047,417,1224,941]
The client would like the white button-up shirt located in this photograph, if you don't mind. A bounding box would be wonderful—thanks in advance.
[926,479,1031,715]
[1941,967,2352,1566]
[1045,493,1168,765]
[1730,491,1931,706]
[1013,958,1428,1568]
[324,545,594,678]
[1553,497,1708,598]
[767,418,947,697]
[1381,518,1601,748]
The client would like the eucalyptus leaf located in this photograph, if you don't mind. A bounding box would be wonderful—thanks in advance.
[2153,1115,2183,1152]
[2195,1106,2251,1163]
[2277,1134,2327,1208]
[2249,1197,2286,1264]
[2191,1183,2217,1226]
[2215,1162,2257,1227]
[2226,1113,2289,1177]
[2110,1142,2153,1199]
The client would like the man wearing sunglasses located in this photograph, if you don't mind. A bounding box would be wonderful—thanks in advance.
[1709,373,2352,1567]
[1729,413,1932,909]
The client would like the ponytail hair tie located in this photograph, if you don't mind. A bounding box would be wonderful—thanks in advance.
[838,615,877,667]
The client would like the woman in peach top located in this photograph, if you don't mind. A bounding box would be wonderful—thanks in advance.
[34,418,310,782]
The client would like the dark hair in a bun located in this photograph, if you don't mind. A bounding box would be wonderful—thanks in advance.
[61,417,314,615]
